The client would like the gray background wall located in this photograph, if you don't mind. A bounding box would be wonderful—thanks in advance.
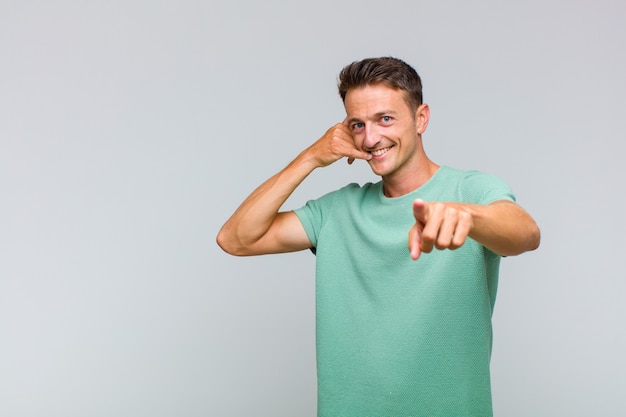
[1,0,624,416]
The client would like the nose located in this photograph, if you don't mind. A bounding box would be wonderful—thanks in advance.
[362,123,381,150]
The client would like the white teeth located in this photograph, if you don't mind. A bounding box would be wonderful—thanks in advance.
[371,147,391,156]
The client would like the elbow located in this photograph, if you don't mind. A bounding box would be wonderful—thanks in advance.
[216,228,245,256]
[216,231,232,255]
[216,226,258,256]
[495,223,541,257]
[528,223,541,252]
[509,223,541,256]
[513,213,542,255]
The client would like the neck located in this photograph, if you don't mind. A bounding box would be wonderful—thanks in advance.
[382,158,439,198]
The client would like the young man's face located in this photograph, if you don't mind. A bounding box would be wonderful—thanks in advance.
[344,83,425,179]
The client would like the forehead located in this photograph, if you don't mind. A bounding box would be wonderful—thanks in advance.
[344,84,411,116]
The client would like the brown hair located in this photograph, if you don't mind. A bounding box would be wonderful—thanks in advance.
[337,57,423,113]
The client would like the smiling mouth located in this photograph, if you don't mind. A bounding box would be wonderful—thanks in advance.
[370,146,393,157]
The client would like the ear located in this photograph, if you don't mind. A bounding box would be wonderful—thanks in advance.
[415,104,430,135]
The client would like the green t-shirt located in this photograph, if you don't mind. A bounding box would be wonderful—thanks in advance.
[294,166,516,417]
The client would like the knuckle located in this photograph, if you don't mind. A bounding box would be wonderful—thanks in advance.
[330,141,343,154]
[444,206,458,218]
[422,230,436,242]
[432,202,445,213]
[435,236,448,250]
[451,235,466,248]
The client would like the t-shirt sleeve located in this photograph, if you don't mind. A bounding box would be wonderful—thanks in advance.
[293,200,321,248]
[293,191,335,248]
[459,170,516,204]
[293,184,356,248]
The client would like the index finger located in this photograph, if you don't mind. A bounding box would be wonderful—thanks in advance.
[408,224,422,260]
[412,199,428,223]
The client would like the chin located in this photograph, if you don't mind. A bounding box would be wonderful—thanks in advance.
[367,161,391,177]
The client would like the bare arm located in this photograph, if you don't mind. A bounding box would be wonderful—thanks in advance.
[216,122,372,256]
[409,199,540,260]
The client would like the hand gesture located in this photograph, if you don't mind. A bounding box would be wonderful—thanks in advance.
[307,120,372,167]
[408,199,473,260]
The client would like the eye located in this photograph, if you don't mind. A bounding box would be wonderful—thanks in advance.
[352,122,364,131]
[381,116,392,123]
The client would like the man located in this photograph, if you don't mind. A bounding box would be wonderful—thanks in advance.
[217,57,540,416]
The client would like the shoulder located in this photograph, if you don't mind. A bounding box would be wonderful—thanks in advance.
[292,182,380,247]
[440,166,515,204]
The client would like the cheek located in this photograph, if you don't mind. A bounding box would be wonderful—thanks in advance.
[398,125,417,140]
[352,133,365,148]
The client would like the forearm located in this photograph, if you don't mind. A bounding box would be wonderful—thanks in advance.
[216,150,318,255]
[467,200,541,256]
